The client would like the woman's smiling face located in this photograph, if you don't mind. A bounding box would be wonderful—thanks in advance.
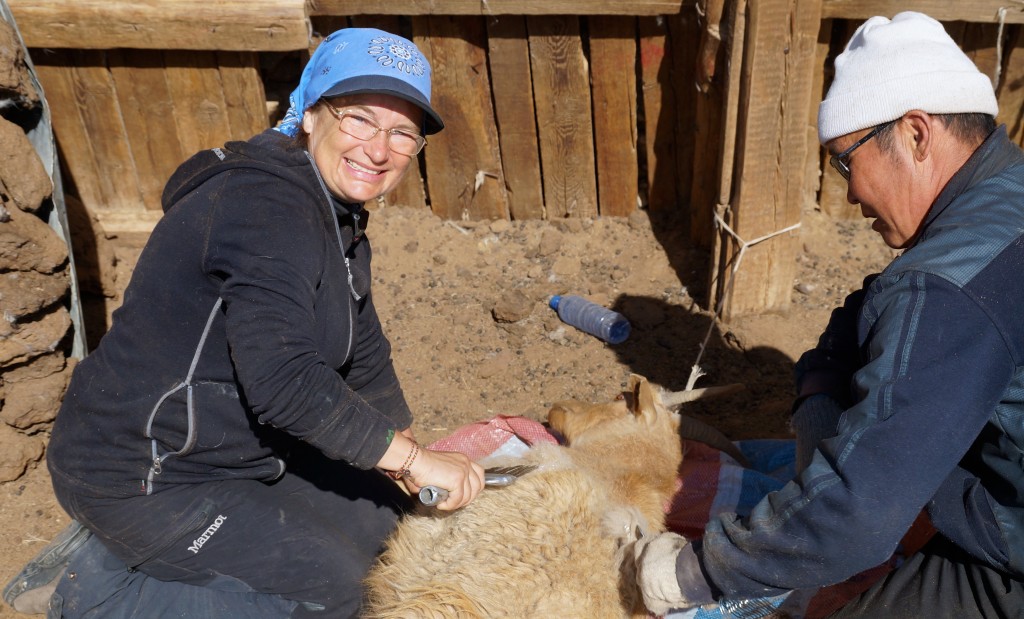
[302,93,423,204]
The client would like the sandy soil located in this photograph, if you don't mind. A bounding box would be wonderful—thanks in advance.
[0,202,896,618]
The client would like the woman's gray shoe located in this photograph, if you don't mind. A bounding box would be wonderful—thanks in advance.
[3,521,92,614]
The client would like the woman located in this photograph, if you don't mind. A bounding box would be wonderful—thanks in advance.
[31,27,484,618]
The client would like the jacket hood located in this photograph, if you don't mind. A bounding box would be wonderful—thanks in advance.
[160,129,363,220]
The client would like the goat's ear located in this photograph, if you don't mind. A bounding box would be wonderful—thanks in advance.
[547,402,572,433]
[626,374,657,421]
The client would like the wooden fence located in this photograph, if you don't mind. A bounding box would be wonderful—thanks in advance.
[8,0,1024,319]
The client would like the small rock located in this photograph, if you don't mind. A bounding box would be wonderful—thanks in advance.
[492,289,534,323]
[489,219,512,234]
[537,229,563,257]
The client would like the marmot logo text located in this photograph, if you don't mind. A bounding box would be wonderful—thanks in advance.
[187,514,227,554]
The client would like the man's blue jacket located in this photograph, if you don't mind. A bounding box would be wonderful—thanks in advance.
[677,126,1024,601]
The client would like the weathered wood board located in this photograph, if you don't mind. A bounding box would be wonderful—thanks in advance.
[415,16,509,221]
[311,1,686,16]
[487,15,545,220]
[9,0,310,51]
[589,16,639,218]
[528,15,598,219]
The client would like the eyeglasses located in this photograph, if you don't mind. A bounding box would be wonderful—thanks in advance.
[829,122,891,182]
[322,101,426,157]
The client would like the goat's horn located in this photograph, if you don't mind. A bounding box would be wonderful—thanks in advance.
[660,383,745,408]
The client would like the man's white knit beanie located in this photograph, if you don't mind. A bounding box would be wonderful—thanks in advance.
[818,11,998,144]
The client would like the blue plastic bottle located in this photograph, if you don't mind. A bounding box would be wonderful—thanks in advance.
[549,295,631,344]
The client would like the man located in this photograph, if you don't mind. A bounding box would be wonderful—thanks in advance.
[634,11,1024,618]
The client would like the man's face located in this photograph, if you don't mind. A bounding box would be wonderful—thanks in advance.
[828,123,933,249]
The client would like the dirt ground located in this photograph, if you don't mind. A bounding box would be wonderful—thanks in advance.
[0,200,896,618]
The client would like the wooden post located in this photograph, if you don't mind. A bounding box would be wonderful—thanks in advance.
[712,0,823,319]
[702,0,745,300]
[689,0,734,251]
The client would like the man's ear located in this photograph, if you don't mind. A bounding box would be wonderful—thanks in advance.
[901,110,933,163]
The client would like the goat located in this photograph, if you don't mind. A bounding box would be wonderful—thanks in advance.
[363,374,698,619]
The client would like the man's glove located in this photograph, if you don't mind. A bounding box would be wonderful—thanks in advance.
[633,531,692,616]
[790,394,844,475]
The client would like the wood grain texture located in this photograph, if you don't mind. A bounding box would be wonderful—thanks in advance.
[32,51,105,211]
[310,0,685,16]
[64,51,144,213]
[9,0,310,51]
[822,0,1024,23]
[639,16,678,212]
[107,50,183,212]
[164,51,234,162]
[487,15,545,220]
[716,0,821,318]
[528,15,598,219]
[997,26,1024,145]
[416,16,509,220]
[589,16,639,217]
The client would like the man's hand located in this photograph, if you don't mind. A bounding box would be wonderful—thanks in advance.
[634,531,692,615]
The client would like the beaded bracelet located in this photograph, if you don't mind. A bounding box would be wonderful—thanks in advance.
[386,441,420,480]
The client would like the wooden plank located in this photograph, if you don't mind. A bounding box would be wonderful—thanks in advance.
[639,16,679,212]
[589,16,639,217]
[107,50,184,213]
[218,51,270,139]
[717,0,822,318]
[997,25,1024,145]
[960,22,1001,85]
[487,15,545,220]
[679,2,720,249]
[668,10,700,224]
[817,19,860,220]
[702,0,744,298]
[347,15,428,210]
[8,0,310,51]
[528,15,598,219]
[822,0,1024,23]
[311,0,686,16]
[65,50,145,213]
[311,15,350,44]
[32,52,106,212]
[415,16,509,220]
[164,51,235,161]
[804,19,830,218]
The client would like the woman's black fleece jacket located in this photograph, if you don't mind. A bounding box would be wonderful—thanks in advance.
[48,129,414,498]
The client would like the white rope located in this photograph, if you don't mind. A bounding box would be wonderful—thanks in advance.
[995,7,1009,92]
[685,206,801,390]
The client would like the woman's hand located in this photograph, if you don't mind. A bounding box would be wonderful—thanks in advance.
[404,448,485,510]
[377,432,484,510]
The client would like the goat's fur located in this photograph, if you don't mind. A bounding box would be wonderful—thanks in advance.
[363,374,683,618]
